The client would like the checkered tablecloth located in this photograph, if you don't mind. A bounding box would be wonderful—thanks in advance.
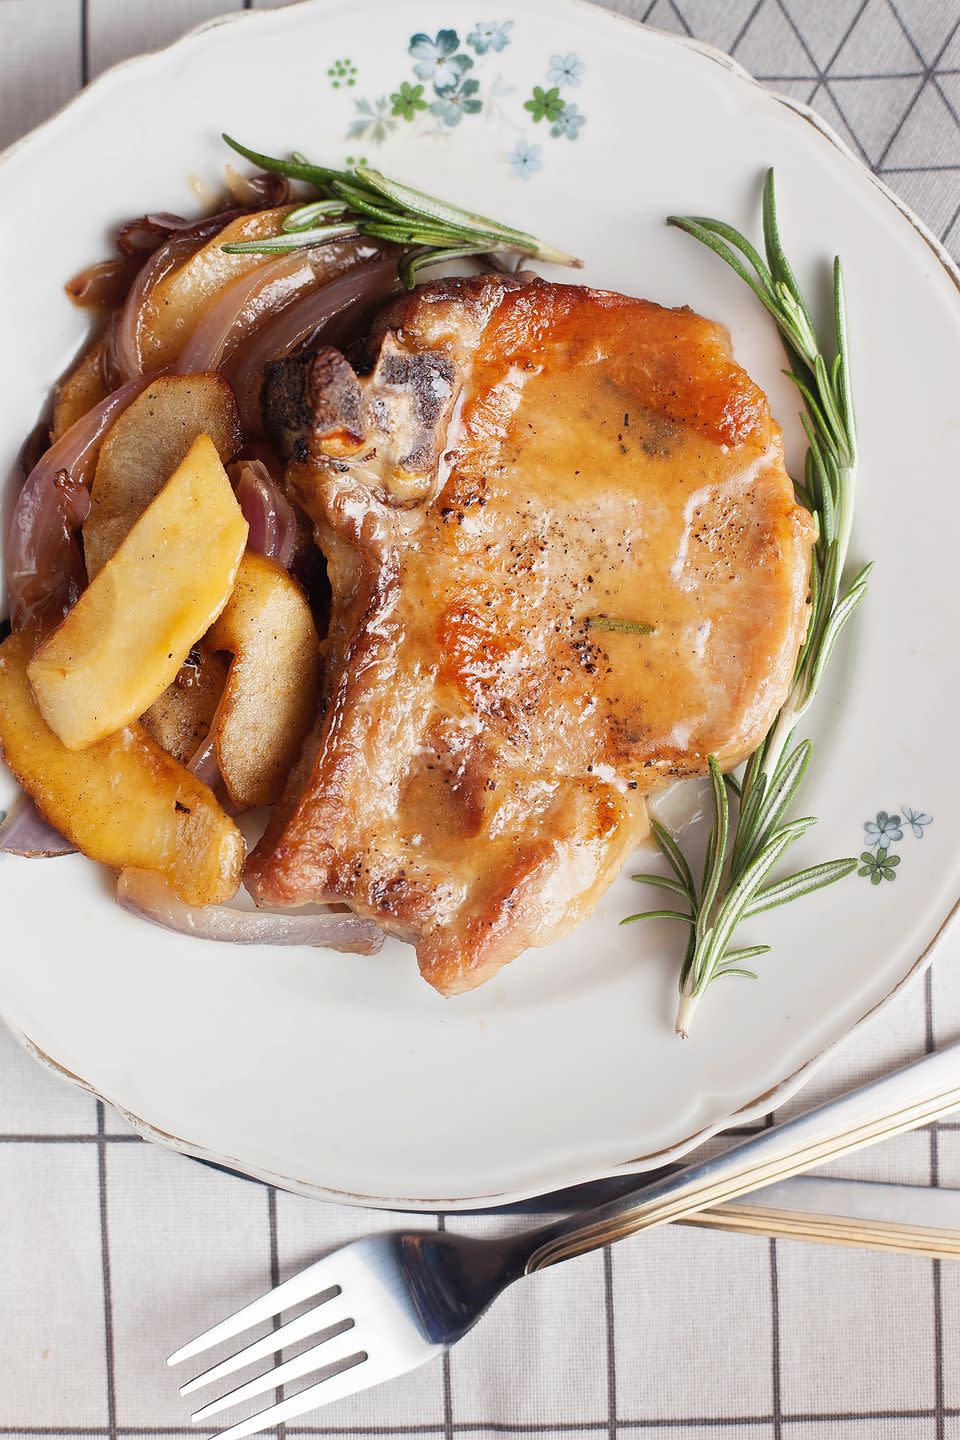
[2,2,960,1437]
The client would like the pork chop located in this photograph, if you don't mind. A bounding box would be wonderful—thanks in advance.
[244,275,815,995]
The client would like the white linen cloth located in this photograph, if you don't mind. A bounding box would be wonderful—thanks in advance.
[1,3,960,1437]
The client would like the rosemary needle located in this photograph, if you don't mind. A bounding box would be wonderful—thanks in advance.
[218,134,581,287]
[586,616,656,635]
[627,170,868,1039]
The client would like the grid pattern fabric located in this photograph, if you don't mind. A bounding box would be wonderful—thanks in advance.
[1,2,960,1438]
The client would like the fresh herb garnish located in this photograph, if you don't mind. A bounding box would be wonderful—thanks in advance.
[218,134,581,288]
[586,616,656,635]
[626,170,869,1038]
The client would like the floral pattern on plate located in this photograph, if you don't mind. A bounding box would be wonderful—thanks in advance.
[858,807,933,884]
[327,57,358,90]
[335,20,586,176]
[522,52,586,146]
[343,23,510,145]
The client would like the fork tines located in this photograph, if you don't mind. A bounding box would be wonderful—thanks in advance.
[168,1236,442,1440]
[168,1256,368,1440]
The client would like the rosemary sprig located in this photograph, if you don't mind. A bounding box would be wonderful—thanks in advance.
[218,134,581,288]
[626,170,869,1038]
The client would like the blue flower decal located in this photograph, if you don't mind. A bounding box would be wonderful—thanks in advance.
[902,805,933,838]
[467,20,512,54]
[547,52,585,87]
[550,102,585,139]
[863,810,903,850]
[510,139,542,180]
[858,804,932,892]
[343,29,587,170]
[410,30,473,93]
[430,78,482,125]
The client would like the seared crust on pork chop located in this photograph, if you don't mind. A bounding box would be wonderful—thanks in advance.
[245,275,815,995]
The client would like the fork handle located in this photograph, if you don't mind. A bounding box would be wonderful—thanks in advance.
[523,1040,960,1271]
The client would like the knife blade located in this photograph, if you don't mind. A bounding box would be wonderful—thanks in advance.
[489,1174,960,1257]
[687,1175,960,1256]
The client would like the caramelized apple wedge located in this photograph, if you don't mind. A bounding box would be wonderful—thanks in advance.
[29,434,248,750]
[52,338,109,443]
[207,551,321,810]
[141,644,229,765]
[83,372,242,577]
[138,208,290,372]
[0,630,243,905]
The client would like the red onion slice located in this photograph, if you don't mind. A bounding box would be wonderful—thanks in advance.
[224,167,290,208]
[65,257,135,310]
[65,216,188,313]
[107,229,206,383]
[6,376,148,630]
[69,211,220,308]
[234,459,298,568]
[174,238,377,379]
[227,252,400,435]
[0,794,76,857]
[187,731,222,792]
[116,212,190,254]
[117,869,384,955]
[107,211,246,384]
[174,247,322,376]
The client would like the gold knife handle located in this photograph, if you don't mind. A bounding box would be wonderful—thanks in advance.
[684,1203,960,1259]
[524,1041,960,1271]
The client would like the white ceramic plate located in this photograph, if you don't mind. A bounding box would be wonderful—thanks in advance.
[1,0,958,1209]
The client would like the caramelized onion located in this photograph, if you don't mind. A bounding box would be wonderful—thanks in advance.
[19,419,50,480]
[116,219,173,256]
[108,230,204,383]
[117,868,384,954]
[234,460,298,568]
[0,794,75,857]
[175,247,326,376]
[187,732,222,791]
[227,252,401,435]
[6,378,147,630]
[224,166,290,208]
[68,214,212,310]
[66,257,136,309]
[108,211,245,384]
[116,211,196,255]
[175,239,379,379]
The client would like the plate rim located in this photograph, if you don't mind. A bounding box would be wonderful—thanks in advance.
[2,0,959,1210]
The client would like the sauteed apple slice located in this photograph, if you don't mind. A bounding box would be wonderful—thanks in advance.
[51,338,110,443]
[83,373,242,576]
[29,434,248,750]
[207,551,321,810]
[141,644,228,766]
[0,630,244,906]
[137,208,291,372]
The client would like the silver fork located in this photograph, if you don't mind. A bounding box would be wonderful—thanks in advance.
[169,1038,960,1439]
